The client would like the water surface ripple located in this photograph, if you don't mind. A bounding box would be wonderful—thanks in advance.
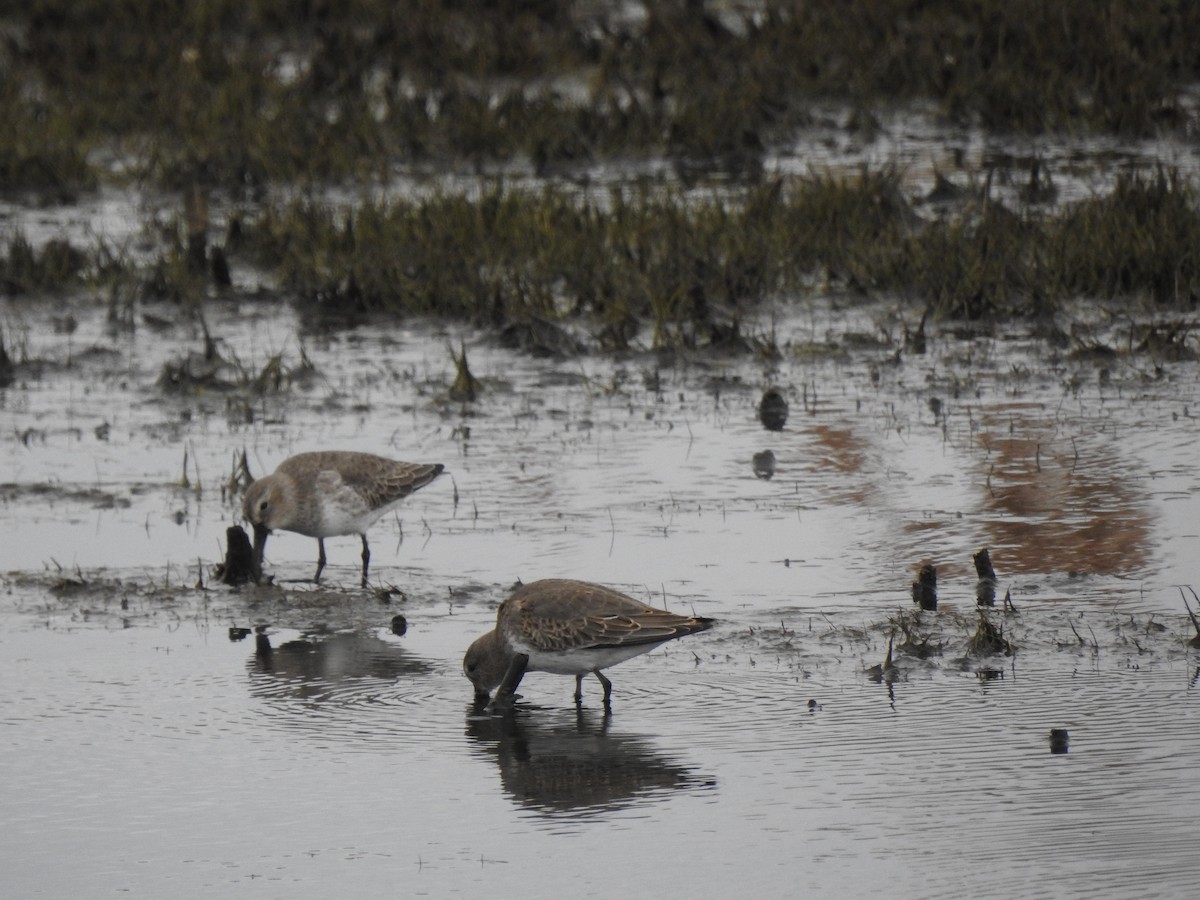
[3,300,1200,897]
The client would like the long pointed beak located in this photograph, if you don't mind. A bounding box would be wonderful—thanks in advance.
[250,523,269,582]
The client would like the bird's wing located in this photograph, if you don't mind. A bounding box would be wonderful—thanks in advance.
[509,592,707,652]
[354,462,443,508]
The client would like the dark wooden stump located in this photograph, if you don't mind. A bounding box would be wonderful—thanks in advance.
[185,182,209,274]
[911,563,937,610]
[254,625,273,657]
[1049,728,1069,754]
[974,547,998,606]
[210,245,231,287]
[758,388,789,431]
[216,524,257,586]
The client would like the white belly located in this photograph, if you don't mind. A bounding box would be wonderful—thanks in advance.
[520,643,657,675]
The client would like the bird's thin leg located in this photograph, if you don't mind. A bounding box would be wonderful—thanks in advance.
[360,535,371,588]
[595,670,613,706]
[314,538,327,584]
[574,674,585,703]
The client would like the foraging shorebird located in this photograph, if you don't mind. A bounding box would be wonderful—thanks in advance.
[241,451,443,588]
[464,579,715,707]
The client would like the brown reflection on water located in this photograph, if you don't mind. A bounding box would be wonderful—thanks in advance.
[807,421,872,503]
[809,423,867,474]
[465,705,712,820]
[973,410,1153,577]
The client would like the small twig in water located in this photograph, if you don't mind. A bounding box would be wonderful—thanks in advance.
[190,441,202,497]
[1068,620,1085,646]
[1179,586,1200,638]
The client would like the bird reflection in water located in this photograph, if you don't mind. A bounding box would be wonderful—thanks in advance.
[243,628,435,705]
[465,703,715,818]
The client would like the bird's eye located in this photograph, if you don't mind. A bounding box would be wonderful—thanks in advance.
[257,499,269,513]
[465,660,477,674]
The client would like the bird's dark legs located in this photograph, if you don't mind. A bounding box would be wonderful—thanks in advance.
[313,538,327,583]
[310,536,369,587]
[573,670,613,706]
[595,670,613,706]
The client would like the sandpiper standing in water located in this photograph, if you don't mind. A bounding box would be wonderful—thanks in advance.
[242,451,444,588]
[464,579,714,708]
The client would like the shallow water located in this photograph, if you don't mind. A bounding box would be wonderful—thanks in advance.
[2,609,1197,898]
[3,291,1200,897]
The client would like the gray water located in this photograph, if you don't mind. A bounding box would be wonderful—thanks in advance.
[3,289,1199,898]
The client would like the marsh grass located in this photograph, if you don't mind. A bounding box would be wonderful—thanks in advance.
[1,235,89,295]
[4,2,1199,353]
[7,162,1200,351]
[1052,169,1200,304]
[236,170,919,346]
[156,317,314,398]
[889,608,944,659]
[966,611,1014,657]
[5,1,1199,191]
[232,167,1200,346]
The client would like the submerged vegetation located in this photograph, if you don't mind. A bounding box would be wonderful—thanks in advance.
[2,1,1200,350]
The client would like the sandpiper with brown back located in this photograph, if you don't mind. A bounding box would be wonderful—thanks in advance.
[464,578,714,708]
[242,451,443,588]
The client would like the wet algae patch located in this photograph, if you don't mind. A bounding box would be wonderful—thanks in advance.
[4,1,1200,192]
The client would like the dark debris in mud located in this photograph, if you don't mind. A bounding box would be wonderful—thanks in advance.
[719,595,1200,686]
[1178,587,1200,648]
[157,322,317,398]
[5,564,1199,696]
[2,566,464,638]
[3,571,210,629]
